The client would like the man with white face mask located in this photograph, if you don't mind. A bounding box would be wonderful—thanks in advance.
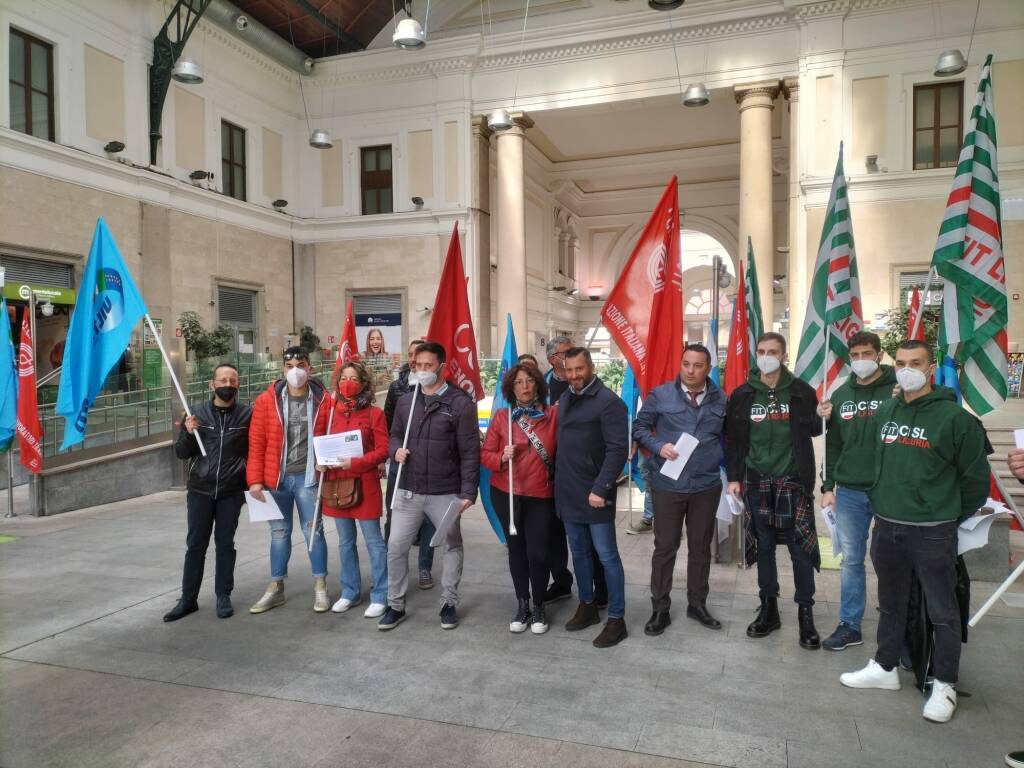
[725,332,824,649]
[816,331,896,652]
[247,347,331,614]
[841,340,989,725]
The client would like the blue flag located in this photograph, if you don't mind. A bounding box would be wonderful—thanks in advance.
[479,315,518,545]
[620,364,645,491]
[936,354,962,402]
[0,298,16,452]
[707,317,721,386]
[56,218,148,450]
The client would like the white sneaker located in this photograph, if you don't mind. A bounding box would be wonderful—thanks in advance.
[363,602,387,618]
[331,596,361,613]
[923,681,957,723]
[840,659,901,690]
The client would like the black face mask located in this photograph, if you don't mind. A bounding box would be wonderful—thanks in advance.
[214,386,238,402]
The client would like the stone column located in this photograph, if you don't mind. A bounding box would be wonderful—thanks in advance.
[568,235,579,286]
[469,116,493,355]
[494,112,533,352]
[735,81,780,329]
[557,229,570,280]
[782,76,804,342]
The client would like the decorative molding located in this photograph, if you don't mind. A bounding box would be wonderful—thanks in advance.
[198,22,308,85]
[783,0,927,21]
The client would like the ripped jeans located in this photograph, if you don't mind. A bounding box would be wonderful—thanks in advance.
[268,472,328,580]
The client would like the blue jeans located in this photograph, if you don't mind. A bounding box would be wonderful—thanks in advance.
[334,517,388,605]
[835,486,875,630]
[564,520,626,619]
[641,458,654,523]
[268,472,327,580]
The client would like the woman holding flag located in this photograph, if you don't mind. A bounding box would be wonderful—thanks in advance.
[481,363,559,635]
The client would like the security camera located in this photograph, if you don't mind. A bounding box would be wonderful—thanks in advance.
[235,14,249,31]
[411,196,424,207]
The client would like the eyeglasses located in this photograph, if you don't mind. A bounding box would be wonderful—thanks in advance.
[767,389,779,410]
[283,351,309,361]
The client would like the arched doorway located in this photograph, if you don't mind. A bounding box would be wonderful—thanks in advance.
[681,230,735,360]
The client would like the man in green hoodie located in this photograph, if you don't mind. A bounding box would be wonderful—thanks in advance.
[817,331,896,652]
[840,340,990,725]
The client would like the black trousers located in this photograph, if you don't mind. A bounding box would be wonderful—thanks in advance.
[548,513,606,593]
[181,490,243,601]
[492,489,553,604]
[872,517,962,684]
[744,481,816,607]
[650,485,721,611]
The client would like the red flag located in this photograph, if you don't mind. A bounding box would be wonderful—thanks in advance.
[724,264,750,395]
[425,224,484,401]
[333,299,360,385]
[907,286,925,341]
[990,472,1023,532]
[600,176,683,396]
[16,311,42,473]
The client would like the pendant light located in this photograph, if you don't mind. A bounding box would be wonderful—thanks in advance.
[172,58,204,84]
[489,0,531,132]
[393,1,430,50]
[932,0,978,77]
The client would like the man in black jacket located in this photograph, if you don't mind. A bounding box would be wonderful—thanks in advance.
[725,332,823,649]
[164,363,252,622]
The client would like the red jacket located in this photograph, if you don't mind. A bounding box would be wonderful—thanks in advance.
[481,405,558,498]
[246,379,328,490]
[314,400,389,520]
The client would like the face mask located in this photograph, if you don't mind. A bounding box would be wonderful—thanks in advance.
[850,359,879,379]
[412,370,438,388]
[214,386,237,402]
[285,367,308,388]
[757,355,781,375]
[896,367,928,393]
[337,380,361,399]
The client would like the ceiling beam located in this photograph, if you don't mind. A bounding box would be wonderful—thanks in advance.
[292,0,364,52]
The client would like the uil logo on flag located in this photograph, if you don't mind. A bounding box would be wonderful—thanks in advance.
[881,421,900,444]
[92,268,126,337]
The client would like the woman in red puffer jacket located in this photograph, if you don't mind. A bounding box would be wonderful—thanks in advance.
[313,361,390,619]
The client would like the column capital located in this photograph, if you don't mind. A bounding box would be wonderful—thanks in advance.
[734,80,781,109]
[471,115,492,139]
[781,76,800,102]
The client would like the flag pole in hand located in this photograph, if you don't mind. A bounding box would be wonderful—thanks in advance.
[144,314,206,457]
[390,380,420,509]
[507,405,517,536]
[309,396,336,553]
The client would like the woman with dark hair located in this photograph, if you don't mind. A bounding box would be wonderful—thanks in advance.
[314,361,389,619]
[481,363,559,634]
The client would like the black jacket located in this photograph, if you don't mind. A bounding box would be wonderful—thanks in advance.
[554,376,628,524]
[725,372,822,495]
[383,364,412,431]
[175,399,252,498]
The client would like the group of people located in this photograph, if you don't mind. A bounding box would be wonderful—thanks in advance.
[162,327,998,725]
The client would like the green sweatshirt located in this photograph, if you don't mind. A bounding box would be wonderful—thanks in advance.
[744,368,798,478]
[868,387,990,524]
[823,365,897,491]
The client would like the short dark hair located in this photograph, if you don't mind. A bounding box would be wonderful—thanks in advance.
[756,332,787,354]
[501,363,548,405]
[408,338,424,349]
[897,339,935,363]
[517,353,538,366]
[563,346,592,365]
[682,343,712,366]
[334,359,375,403]
[212,362,238,378]
[414,341,446,364]
[848,330,881,353]
[283,346,309,361]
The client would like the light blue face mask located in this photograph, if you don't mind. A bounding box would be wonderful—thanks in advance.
[411,370,438,387]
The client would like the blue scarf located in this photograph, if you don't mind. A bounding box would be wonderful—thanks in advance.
[511,402,545,421]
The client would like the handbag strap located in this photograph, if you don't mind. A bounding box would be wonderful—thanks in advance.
[516,415,553,478]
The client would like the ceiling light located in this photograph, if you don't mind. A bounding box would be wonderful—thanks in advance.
[103,140,125,154]
[189,170,210,180]
[393,18,426,49]
[682,82,710,107]
[171,58,204,84]
[272,199,288,209]
[933,49,967,76]
[309,129,333,149]
[488,108,513,131]
[648,0,685,9]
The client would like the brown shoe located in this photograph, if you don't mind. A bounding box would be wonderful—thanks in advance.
[593,617,628,648]
[564,601,601,632]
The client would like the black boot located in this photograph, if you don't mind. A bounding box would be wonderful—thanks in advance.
[565,601,601,632]
[746,596,781,638]
[644,611,671,636]
[163,599,198,623]
[216,595,233,619]
[798,605,821,649]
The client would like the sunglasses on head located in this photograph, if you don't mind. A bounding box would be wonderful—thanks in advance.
[283,351,309,361]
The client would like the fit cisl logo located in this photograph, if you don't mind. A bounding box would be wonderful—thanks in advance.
[750,403,789,423]
[880,421,930,448]
[750,404,768,423]
[839,399,883,421]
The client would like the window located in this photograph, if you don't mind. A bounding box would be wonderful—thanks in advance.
[360,145,393,215]
[217,285,258,357]
[221,120,246,201]
[898,270,942,310]
[913,82,963,170]
[9,28,55,141]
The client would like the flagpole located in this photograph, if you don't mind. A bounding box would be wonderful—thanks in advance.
[626,414,634,528]
[507,405,517,536]
[968,558,1024,628]
[909,267,938,343]
[309,397,336,553]
[389,380,420,509]
[4,452,12,519]
[991,471,1024,532]
[144,314,206,457]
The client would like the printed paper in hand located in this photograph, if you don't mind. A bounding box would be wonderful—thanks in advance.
[726,492,744,517]
[245,491,284,522]
[429,500,462,547]
[314,430,364,466]
[821,505,841,556]
[658,433,700,481]
[1014,429,1024,450]
[958,502,1011,555]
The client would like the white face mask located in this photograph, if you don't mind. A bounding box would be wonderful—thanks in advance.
[757,355,781,375]
[896,366,928,393]
[851,359,879,379]
[285,367,308,388]
[412,370,438,388]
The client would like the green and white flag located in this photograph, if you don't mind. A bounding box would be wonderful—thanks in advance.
[932,54,1007,415]
[794,143,865,397]
[744,237,764,368]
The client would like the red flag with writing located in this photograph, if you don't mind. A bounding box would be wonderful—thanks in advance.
[16,311,42,473]
[333,299,360,385]
[425,224,484,401]
[724,264,750,396]
[600,176,683,396]
[907,286,925,341]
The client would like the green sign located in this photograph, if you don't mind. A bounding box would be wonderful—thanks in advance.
[0,282,76,304]
[143,318,164,395]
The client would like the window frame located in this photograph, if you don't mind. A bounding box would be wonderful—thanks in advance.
[220,120,247,202]
[9,27,55,142]
[911,81,964,171]
[360,144,393,215]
